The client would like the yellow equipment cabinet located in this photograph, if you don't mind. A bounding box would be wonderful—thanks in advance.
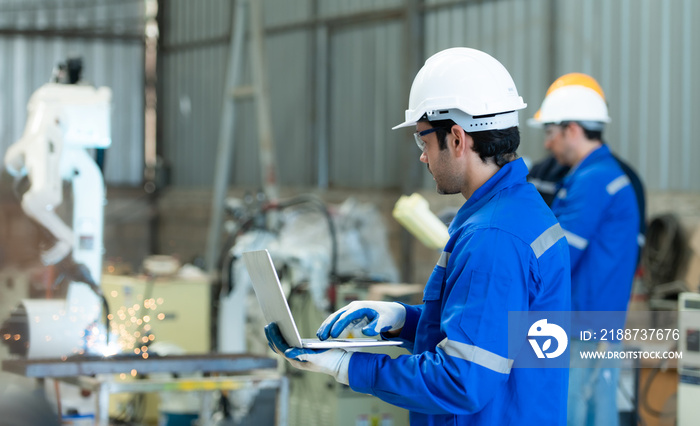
[101,273,211,354]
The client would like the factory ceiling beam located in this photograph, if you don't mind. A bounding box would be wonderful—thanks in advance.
[0,27,143,42]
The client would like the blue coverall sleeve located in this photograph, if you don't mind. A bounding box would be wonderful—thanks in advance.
[348,229,532,415]
[552,175,610,269]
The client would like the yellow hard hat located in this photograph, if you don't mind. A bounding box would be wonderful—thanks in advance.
[529,72,609,127]
[544,72,606,100]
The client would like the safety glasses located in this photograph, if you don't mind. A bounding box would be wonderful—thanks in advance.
[413,127,441,151]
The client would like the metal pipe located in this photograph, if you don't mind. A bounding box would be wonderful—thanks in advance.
[314,25,329,189]
[399,0,426,284]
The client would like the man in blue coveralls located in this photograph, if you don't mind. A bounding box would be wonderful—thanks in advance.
[265,47,572,425]
[528,74,641,426]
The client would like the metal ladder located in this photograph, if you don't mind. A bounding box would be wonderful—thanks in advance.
[204,0,279,274]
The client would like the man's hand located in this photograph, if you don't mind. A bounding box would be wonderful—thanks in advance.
[264,323,351,385]
[316,301,406,340]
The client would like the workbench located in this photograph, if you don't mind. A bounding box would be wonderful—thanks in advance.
[2,353,288,426]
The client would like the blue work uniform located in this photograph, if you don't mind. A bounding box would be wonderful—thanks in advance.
[551,144,640,318]
[348,158,571,425]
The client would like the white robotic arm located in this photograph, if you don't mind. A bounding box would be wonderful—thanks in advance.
[4,100,72,265]
[2,82,113,358]
[4,83,111,272]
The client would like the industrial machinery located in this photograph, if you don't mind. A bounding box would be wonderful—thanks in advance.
[677,292,700,425]
[212,190,405,424]
[217,192,400,354]
[1,60,113,359]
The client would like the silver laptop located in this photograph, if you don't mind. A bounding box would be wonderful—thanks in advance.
[242,249,402,349]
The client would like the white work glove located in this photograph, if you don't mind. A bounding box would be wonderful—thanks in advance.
[264,323,351,385]
[316,301,406,340]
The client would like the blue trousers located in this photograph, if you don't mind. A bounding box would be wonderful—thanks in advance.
[567,339,621,426]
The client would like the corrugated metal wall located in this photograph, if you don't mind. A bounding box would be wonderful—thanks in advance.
[0,0,145,186]
[157,0,699,191]
[550,0,700,191]
[159,0,317,187]
[159,0,408,188]
[329,20,405,188]
[158,0,229,186]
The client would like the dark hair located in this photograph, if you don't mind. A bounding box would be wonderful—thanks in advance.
[581,128,602,141]
[426,118,520,167]
[560,121,603,141]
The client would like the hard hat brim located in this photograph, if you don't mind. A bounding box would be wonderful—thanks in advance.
[392,120,416,130]
[527,117,544,129]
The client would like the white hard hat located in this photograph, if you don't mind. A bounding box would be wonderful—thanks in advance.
[528,73,610,129]
[393,47,527,131]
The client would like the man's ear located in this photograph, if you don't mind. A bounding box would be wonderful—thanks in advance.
[565,122,583,139]
[450,125,471,157]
